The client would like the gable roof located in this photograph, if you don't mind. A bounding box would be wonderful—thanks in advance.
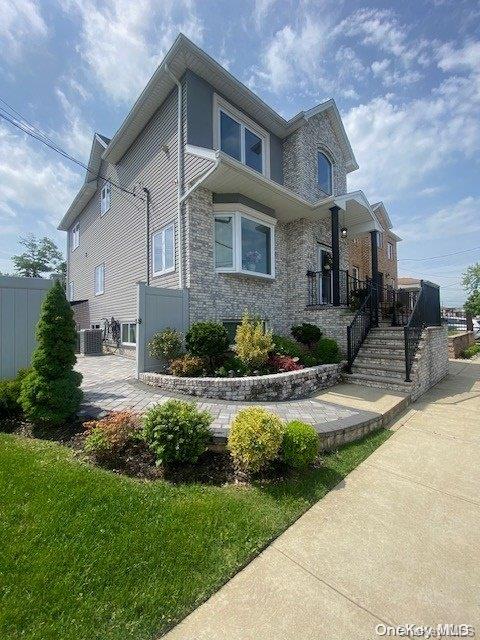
[103,34,358,171]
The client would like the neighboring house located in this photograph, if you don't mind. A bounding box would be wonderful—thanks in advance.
[348,202,401,289]
[59,34,401,357]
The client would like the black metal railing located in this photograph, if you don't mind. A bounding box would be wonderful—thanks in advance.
[347,283,377,372]
[404,281,441,381]
[307,270,369,307]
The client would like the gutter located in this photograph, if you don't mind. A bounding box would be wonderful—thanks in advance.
[165,63,184,289]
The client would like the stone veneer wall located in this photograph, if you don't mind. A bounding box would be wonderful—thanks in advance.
[411,326,448,400]
[448,331,475,359]
[295,306,355,354]
[140,363,343,401]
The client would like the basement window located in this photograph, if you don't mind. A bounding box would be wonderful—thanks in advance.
[121,322,136,346]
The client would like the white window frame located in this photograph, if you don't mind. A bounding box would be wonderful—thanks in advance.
[213,94,271,178]
[352,266,360,282]
[101,182,111,216]
[377,232,384,248]
[71,223,80,251]
[94,263,105,296]
[317,150,333,196]
[387,241,394,260]
[152,223,175,277]
[68,281,74,301]
[213,204,276,280]
[120,321,137,346]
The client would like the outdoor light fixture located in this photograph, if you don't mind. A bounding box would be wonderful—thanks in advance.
[341,227,348,238]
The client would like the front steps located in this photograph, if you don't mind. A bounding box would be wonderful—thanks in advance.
[345,324,414,392]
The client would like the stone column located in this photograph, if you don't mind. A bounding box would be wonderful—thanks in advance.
[330,205,341,306]
[370,230,379,325]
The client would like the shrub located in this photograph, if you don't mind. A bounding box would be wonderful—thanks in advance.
[185,322,229,369]
[142,399,212,465]
[148,328,183,363]
[312,337,341,364]
[228,407,284,473]
[0,369,29,419]
[84,411,140,460]
[214,355,249,378]
[300,354,319,368]
[272,334,303,359]
[281,420,319,468]
[20,281,82,425]
[170,354,205,377]
[235,313,274,370]
[291,323,322,347]
[267,354,303,372]
[461,343,480,359]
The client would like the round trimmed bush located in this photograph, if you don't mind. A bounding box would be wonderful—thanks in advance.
[291,323,322,347]
[185,322,229,368]
[312,337,341,364]
[228,407,284,473]
[170,354,205,377]
[281,420,319,468]
[142,399,212,465]
[272,334,303,359]
[148,328,183,363]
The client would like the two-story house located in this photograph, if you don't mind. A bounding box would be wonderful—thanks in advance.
[59,34,400,358]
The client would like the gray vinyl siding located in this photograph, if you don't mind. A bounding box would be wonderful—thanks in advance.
[67,89,180,327]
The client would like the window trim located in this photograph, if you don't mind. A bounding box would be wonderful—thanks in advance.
[120,321,137,347]
[68,281,74,301]
[387,241,394,260]
[352,266,360,282]
[94,263,105,296]
[213,94,271,178]
[71,223,80,251]
[377,232,384,248]
[100,182,111,216]
[152,222,175,277]
[213,204,276,280]
[317,150,333,196]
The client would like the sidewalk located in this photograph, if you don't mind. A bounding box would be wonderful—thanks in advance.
[164,359,480,640]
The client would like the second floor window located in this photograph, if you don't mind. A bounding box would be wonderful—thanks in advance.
[377,232,384,248]
[152,224,175,276]
[71,223,80,251]
[94,263,105,296]
[387,241,394,260]
[317,152,333,195]
[101,182,111,216]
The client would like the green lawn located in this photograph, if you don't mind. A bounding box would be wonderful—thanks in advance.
[0,429,390,640]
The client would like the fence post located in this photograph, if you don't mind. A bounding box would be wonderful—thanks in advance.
[136,282,146,378]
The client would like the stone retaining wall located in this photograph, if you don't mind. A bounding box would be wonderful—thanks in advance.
[140,363,343,401]
[411,326,449,401]
[448,331,475,359]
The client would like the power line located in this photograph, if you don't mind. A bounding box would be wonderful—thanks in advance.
[398,247,480,261]
[0,106,144,204]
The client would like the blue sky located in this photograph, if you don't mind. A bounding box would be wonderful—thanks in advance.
[0,0,479,306]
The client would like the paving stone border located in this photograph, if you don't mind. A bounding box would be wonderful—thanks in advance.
[139,363,343,401]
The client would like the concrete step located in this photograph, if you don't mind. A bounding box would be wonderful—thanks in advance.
[344,372,413,391]
[356,346,405,360]
[363,337,405,349]
[371,325,405,332]
[355,354,405,367]
[352,362,406,380]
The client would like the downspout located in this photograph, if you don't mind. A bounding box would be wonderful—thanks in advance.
[165,63,184,289]
[143,187,150,285]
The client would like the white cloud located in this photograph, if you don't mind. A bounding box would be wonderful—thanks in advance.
[396,196,480,241]
[436,39,480,72]
[54,88,93,161]
[252,0,277,28]
[0,124,81,233]
[419,186,444,197]
[0,0,47,60]
[371,58,422,86]
[64,0,203,103]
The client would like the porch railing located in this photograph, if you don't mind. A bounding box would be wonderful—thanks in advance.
[404,281,441,381]
[307,270,366,307]
[347,282,376,372]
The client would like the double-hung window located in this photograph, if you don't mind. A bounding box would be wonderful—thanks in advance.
[387,241,394,260]
[94,263,105,296]
[214,208,275,278]
[101,182,111,215]
[377,232,384,248]
[215,95,269,176]
[71,223,80,251]
[121,322,136,346]
[152,223,175,276]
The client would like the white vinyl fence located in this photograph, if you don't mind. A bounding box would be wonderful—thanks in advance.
[136,283,189,375]
[0,276,53,378]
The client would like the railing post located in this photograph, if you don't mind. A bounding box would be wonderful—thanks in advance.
[330,205,341,306]
[404,326,411,382]
[347,325,352,373]
[392,290,397,326]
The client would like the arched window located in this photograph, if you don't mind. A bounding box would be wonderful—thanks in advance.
[317,151,333,195]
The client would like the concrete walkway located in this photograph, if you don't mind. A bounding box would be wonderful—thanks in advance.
[164,359,480,640]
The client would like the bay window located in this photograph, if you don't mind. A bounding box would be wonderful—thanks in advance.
[215,95,269,176]
[214,209,275,278]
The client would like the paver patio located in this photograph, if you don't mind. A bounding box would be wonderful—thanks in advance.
[163,359,480,639]
[76,354,387,438]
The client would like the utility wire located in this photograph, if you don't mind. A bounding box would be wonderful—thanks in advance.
[0,106,144,204]
[398,246,480,261]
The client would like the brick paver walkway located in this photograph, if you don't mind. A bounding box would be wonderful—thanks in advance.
[76,355,377,438]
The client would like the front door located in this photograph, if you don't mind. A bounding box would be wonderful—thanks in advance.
[317,244,332,304]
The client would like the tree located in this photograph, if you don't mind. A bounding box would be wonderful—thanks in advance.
[464,291,480,318]
[462,263,480,295]
[20,281,83,425]
[12,234,64,278]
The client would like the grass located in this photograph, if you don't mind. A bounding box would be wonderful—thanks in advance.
[0,429,391,640]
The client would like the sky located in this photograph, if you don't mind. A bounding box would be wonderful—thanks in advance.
[0,0,479,306]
